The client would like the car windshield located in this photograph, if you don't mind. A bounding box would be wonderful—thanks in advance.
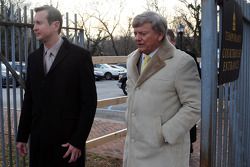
[111,65,119,68]
[102,64,110,68]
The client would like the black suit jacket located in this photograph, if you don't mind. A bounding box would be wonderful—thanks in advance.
[17,38,97,167]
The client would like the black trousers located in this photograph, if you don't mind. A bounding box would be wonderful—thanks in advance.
[29,141,86,167]
[190,125,197,153]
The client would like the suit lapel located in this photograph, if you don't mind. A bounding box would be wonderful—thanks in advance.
[47,38,70,75]
[34,46,46,76]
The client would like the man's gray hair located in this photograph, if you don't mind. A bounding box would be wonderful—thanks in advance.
[132,11,168,39]
[34,5,62,34]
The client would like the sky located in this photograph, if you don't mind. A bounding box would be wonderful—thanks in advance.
[28,0,183,18]
[27,0,188,35]
[29,0,180,11]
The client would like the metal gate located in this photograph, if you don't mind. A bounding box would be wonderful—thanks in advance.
[201,0,250,167]
[0,4,84,167]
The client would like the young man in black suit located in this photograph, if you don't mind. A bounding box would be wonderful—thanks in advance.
[16,5,97,167]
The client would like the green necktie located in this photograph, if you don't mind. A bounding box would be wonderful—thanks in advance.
[141,54,151,72]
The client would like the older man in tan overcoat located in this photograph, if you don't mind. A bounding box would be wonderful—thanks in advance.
[123,11,201,167]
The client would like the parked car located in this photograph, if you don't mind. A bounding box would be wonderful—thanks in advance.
[117,73,127,95]
[94,64,126,80]
[110,64,127,73]
[1,63,20,87]
[110,64,127,71]
[9,61,27,78]
[94,68,104,80]
[116,63,127,68]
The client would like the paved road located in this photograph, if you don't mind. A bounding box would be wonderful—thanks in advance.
[96,80,125,100]
[96,80,127,113]
[1,80,127,111]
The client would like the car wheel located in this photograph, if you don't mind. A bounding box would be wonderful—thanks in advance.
[105,72,112,80]
[95,76,100,81]
[122,83,127,95]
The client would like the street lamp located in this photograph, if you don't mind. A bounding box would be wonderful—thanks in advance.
[177,24,185,50]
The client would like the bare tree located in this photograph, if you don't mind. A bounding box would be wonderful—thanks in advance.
[174,0,201,56]
[91,9,122,56]
[89,29,109,56]
[1,0,30,9]
[178,0,201,39]
[146,0,160,12]
[75,0,124,56]
[78,13,109,55]
[73,0,124,56]
[118,17,136,55]
[145,0,170,19]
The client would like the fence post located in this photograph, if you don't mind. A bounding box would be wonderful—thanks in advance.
[200,0,218,166]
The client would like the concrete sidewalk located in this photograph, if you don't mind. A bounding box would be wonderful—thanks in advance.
[87,118,200,167]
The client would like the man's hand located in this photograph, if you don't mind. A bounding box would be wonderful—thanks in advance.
[62,143,82,163]
[16,142,28,157]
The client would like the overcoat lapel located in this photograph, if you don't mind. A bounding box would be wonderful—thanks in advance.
[135,39,176,87]
[128,51,140,85]
[136,55,165,87]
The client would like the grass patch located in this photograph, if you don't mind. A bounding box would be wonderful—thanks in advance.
[86,152,122,167]
[0,136,29,166]
[1,143,121,167]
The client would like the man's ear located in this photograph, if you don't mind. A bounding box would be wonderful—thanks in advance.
[158,32,165,41]
[53,21,60,31]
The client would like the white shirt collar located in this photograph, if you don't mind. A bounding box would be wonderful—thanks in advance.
[142,48,159,58]
[44,37,63,57]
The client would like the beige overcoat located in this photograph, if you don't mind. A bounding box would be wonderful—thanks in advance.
[123,39,201,167]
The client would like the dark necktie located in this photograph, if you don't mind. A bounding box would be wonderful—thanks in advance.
[45,52,54,73]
